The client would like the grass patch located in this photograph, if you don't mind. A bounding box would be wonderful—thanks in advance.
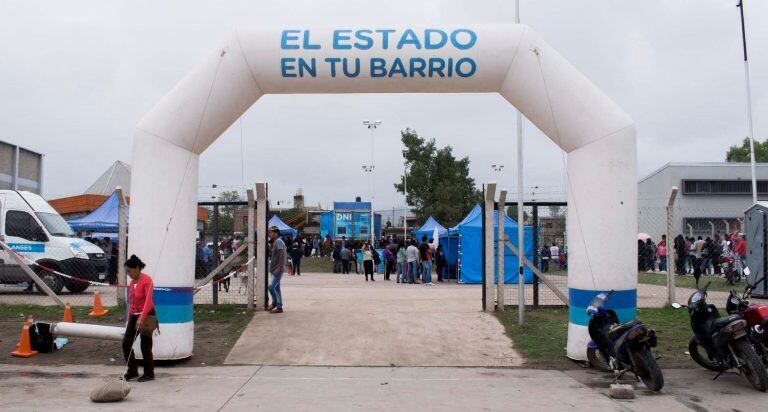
[0,303,253,366]
[544,270,735,292]
[299,257,334,273]
[495,307,694,369]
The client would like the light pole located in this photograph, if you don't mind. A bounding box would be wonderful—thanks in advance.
[362,164,376,242]
[363,120,381,242]
[736,1,758,204]
[402,149,409,240]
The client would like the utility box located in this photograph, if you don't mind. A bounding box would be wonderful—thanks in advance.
[745,202,768,298]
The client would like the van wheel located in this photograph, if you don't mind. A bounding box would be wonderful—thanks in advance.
[64,278,89,294]
[34,267,64,295]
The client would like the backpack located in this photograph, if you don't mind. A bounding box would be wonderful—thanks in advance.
[29,322,56,353]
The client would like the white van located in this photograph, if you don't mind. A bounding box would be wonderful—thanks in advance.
[0,190,107,294]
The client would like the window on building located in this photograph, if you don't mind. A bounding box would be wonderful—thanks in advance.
[682,179,768,195]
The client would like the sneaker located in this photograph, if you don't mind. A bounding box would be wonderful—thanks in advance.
[267,304,275,311]
[428,282,435,286]
[137,375,155,382]
[269,307,283,314]
[123,371,139,381]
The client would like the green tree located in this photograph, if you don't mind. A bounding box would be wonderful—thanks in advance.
[394,129,481,227]
[506,205,529,224]
[216,190,241,235]
[726,138,768,162]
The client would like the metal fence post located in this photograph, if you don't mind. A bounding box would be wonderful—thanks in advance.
[116,186,128,308]
[497,189,507,311]
[532,205,539,308]
[484,182,496,312]
[246,188,255,311]
[666,187,678,306]
[212,204,219,305]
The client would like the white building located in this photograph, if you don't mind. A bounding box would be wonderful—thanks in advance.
[0,140,43,194]
[638,162,768,240]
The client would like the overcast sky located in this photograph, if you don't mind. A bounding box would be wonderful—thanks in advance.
[1,0,766,210]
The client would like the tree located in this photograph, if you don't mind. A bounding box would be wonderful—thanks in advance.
[216,190,241,235]
[726,138,768,162]
[506,205,529,224]
[394,129,482,227]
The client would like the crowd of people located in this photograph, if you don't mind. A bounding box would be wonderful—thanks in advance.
[638,229,748,283]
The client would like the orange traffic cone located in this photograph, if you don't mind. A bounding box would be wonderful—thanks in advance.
[63,302,73,322]
[11,322,38,358]
[88,290,109,317]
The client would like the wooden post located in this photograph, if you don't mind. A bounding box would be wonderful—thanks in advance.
[255,182,267,311]
[484,182,496,312]
[497,189,507,311]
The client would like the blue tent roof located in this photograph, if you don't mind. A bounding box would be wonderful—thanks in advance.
[413,216,447,239]
[68,191,126,232]
[268,215,299,238]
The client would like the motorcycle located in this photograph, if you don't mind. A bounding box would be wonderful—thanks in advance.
[586,291,664,391]
[721,255,741,286]
[725,276,768,367]
[674,280,768,391]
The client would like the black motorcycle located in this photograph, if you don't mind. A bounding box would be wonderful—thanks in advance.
[675,281,768,392]
[586,291,664,391]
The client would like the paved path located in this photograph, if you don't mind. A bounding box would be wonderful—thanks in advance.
[226,272,522,366]
[1,364,767,411]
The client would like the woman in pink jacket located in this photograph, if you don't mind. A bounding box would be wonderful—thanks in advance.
[122,255,155,382]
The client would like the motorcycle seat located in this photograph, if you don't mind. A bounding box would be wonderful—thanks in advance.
[710,314,742,331]
[608,320,642,340]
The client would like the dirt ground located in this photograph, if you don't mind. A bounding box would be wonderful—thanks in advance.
[0,304,252,367]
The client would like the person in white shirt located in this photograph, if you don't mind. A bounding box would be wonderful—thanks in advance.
[549,243,560,270]
[406,239,420,284]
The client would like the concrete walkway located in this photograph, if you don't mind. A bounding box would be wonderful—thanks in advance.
[225,272,522,366]
[2,364,767,411]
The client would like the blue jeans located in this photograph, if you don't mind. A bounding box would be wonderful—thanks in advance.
[659,256,667,272]
[268,271,283,308]
[407,261,419,283]
[422,261,433,284]
[396,262,404,282]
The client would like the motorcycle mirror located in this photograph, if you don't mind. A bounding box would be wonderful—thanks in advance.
[671,302,683,309]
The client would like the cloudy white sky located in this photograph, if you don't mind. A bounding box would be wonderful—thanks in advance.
[1,0,766,210]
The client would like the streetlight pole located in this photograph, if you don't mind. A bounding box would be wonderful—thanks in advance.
[402,149,409,241]
[515,0,526,326]
[362,164,376,242]
[363,120,381,242]
[737,1,758,204]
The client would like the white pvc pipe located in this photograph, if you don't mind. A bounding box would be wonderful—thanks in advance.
[52,322,125,341]
[132,24,636,361]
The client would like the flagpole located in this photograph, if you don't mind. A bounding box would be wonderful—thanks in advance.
[738,1,758,204]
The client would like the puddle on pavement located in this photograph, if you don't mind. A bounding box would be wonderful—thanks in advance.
[0,371,94,379]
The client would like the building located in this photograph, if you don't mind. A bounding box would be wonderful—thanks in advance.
[638,162,768,239]
[320,200,382,240]
[0,140,43,194]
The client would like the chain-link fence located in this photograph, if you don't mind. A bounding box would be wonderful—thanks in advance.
[0,189,128,309]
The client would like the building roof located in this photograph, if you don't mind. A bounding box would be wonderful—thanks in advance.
[639,162,768,184]
[85,160,131,195]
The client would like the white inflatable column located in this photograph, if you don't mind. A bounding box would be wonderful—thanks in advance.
[498,26,637,360]
[130,30,263,360]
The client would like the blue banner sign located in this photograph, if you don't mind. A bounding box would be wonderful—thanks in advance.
[7,243,45,253]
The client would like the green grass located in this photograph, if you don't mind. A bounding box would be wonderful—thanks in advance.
[0,304,123,324]
[548,270,735,293]
[299,257,334,273]
[495,307,693,369]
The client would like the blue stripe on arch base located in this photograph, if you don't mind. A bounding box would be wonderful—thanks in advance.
[568,288,637,327]
[153,287,193,324]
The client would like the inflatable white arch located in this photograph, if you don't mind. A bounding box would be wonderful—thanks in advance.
[130,24,637,361]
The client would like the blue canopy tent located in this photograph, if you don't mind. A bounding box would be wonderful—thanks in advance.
[412,216,447,241]
[68,191,125,232]
[268,215,299,238]
[440,204,535,284]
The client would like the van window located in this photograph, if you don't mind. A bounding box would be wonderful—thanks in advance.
[5,211,48,242]
[35,212,75,237]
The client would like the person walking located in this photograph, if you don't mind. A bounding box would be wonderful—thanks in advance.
[267,226,286,313]
[406,239,420,284]
[434,244,446,282]
[122,255,156,382]
[362,242,375,282]
[396,241,407,283]
[340,244,351,274]
[290,237,303,276]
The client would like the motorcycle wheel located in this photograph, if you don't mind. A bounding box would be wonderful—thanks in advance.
[633,349,664,392]
[688,337,726,372]
[586,347,612,372]
[733,339,768,392]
